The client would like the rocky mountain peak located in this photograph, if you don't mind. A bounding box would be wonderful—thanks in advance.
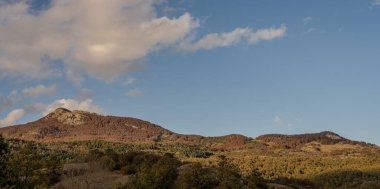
[44,108,92,125]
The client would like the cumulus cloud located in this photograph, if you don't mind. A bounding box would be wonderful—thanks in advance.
[43,98,103,115]
[0,108,25,127]
[0,0,199,80]
[127,88,142,97]
[0,0,286,81]
[22,84,56,97]
[273,115,283,126]
[180,25,286,51]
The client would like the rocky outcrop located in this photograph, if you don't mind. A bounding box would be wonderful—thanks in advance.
[44,108,94,125]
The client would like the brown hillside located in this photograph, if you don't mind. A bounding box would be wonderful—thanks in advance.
[256,131,369,149]
[0,108,197,143]
[0,108,375,151]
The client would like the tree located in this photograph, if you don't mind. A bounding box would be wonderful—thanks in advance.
[215,155,244,189]
[174,163,217,189]
[121,153,181,189]
[0,135,9,186]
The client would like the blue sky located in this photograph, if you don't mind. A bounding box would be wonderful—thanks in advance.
[1,0,380,145]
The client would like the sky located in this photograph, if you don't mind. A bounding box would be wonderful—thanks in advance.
[0,0,380,145]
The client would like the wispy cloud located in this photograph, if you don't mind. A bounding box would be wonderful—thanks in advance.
[302,16,313,25]
[123,77,136,86]
[0,90,19,112]
[0,108,25,127]
[127,88,142,97]
[372,0,380,7]
[180,25,286,51]
[273,115,283,126]
[24,103,46,114]
[22,84,56,97]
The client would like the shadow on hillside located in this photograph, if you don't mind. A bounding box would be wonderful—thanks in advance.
[270,169,380,189]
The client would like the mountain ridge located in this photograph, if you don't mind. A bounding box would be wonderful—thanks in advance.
[0,108,375,150]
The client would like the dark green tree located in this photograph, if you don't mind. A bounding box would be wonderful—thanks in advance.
[121,153,180,189]
[0,135,10,186]
[174,163,217,189]
[215,155,244,189]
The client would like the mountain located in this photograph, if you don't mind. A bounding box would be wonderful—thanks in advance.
[0,108,252,149]
[1,109,380,189]
[0,108,375,151]
[256,131,370,148]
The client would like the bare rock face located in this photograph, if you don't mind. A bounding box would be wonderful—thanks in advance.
[324,132,343,140]
[44,108,93,126]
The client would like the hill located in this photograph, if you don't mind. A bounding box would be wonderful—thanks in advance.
[0,108,376,152]
[0,108,252,150]
[1,109,380,189]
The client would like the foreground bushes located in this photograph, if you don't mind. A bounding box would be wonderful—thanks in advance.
[0,137,62,188]
[1,137,380,189]
[117,154,267,189]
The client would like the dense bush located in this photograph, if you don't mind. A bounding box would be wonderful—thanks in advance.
[312,169,380,189]
[0,138,379,189]
[0,135,9,186]
[174,163,218,189]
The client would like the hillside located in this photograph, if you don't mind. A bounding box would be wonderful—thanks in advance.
[1,109,380,189]
[0,108,201,143]
[0,108,377,153]
[0,108,253,149]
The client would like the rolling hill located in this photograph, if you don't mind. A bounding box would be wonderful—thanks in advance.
[0,108,376,152]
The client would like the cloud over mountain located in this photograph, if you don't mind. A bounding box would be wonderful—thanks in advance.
[43,98,103,115]
[0,0,199,80]
[0,108,25,127]
[0,0,286,81]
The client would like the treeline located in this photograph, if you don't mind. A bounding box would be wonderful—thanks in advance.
[229,154,380,188]
[0,136,64,188]
[256,131,368,148]
[1,135,380,189]
[85,150,268,189]
[0,136,267,189]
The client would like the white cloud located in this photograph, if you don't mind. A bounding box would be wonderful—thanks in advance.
[302,16,312,25]
[43,98,103,115]
[306,28,317,33]
[0,0,286,81]
[273,115,283,126]
[180,25,286,51]
[22,84,56,97]
[0,0,199,80]
[123,77,136,86]
[127,88,142,97]
[0,108,25,127]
